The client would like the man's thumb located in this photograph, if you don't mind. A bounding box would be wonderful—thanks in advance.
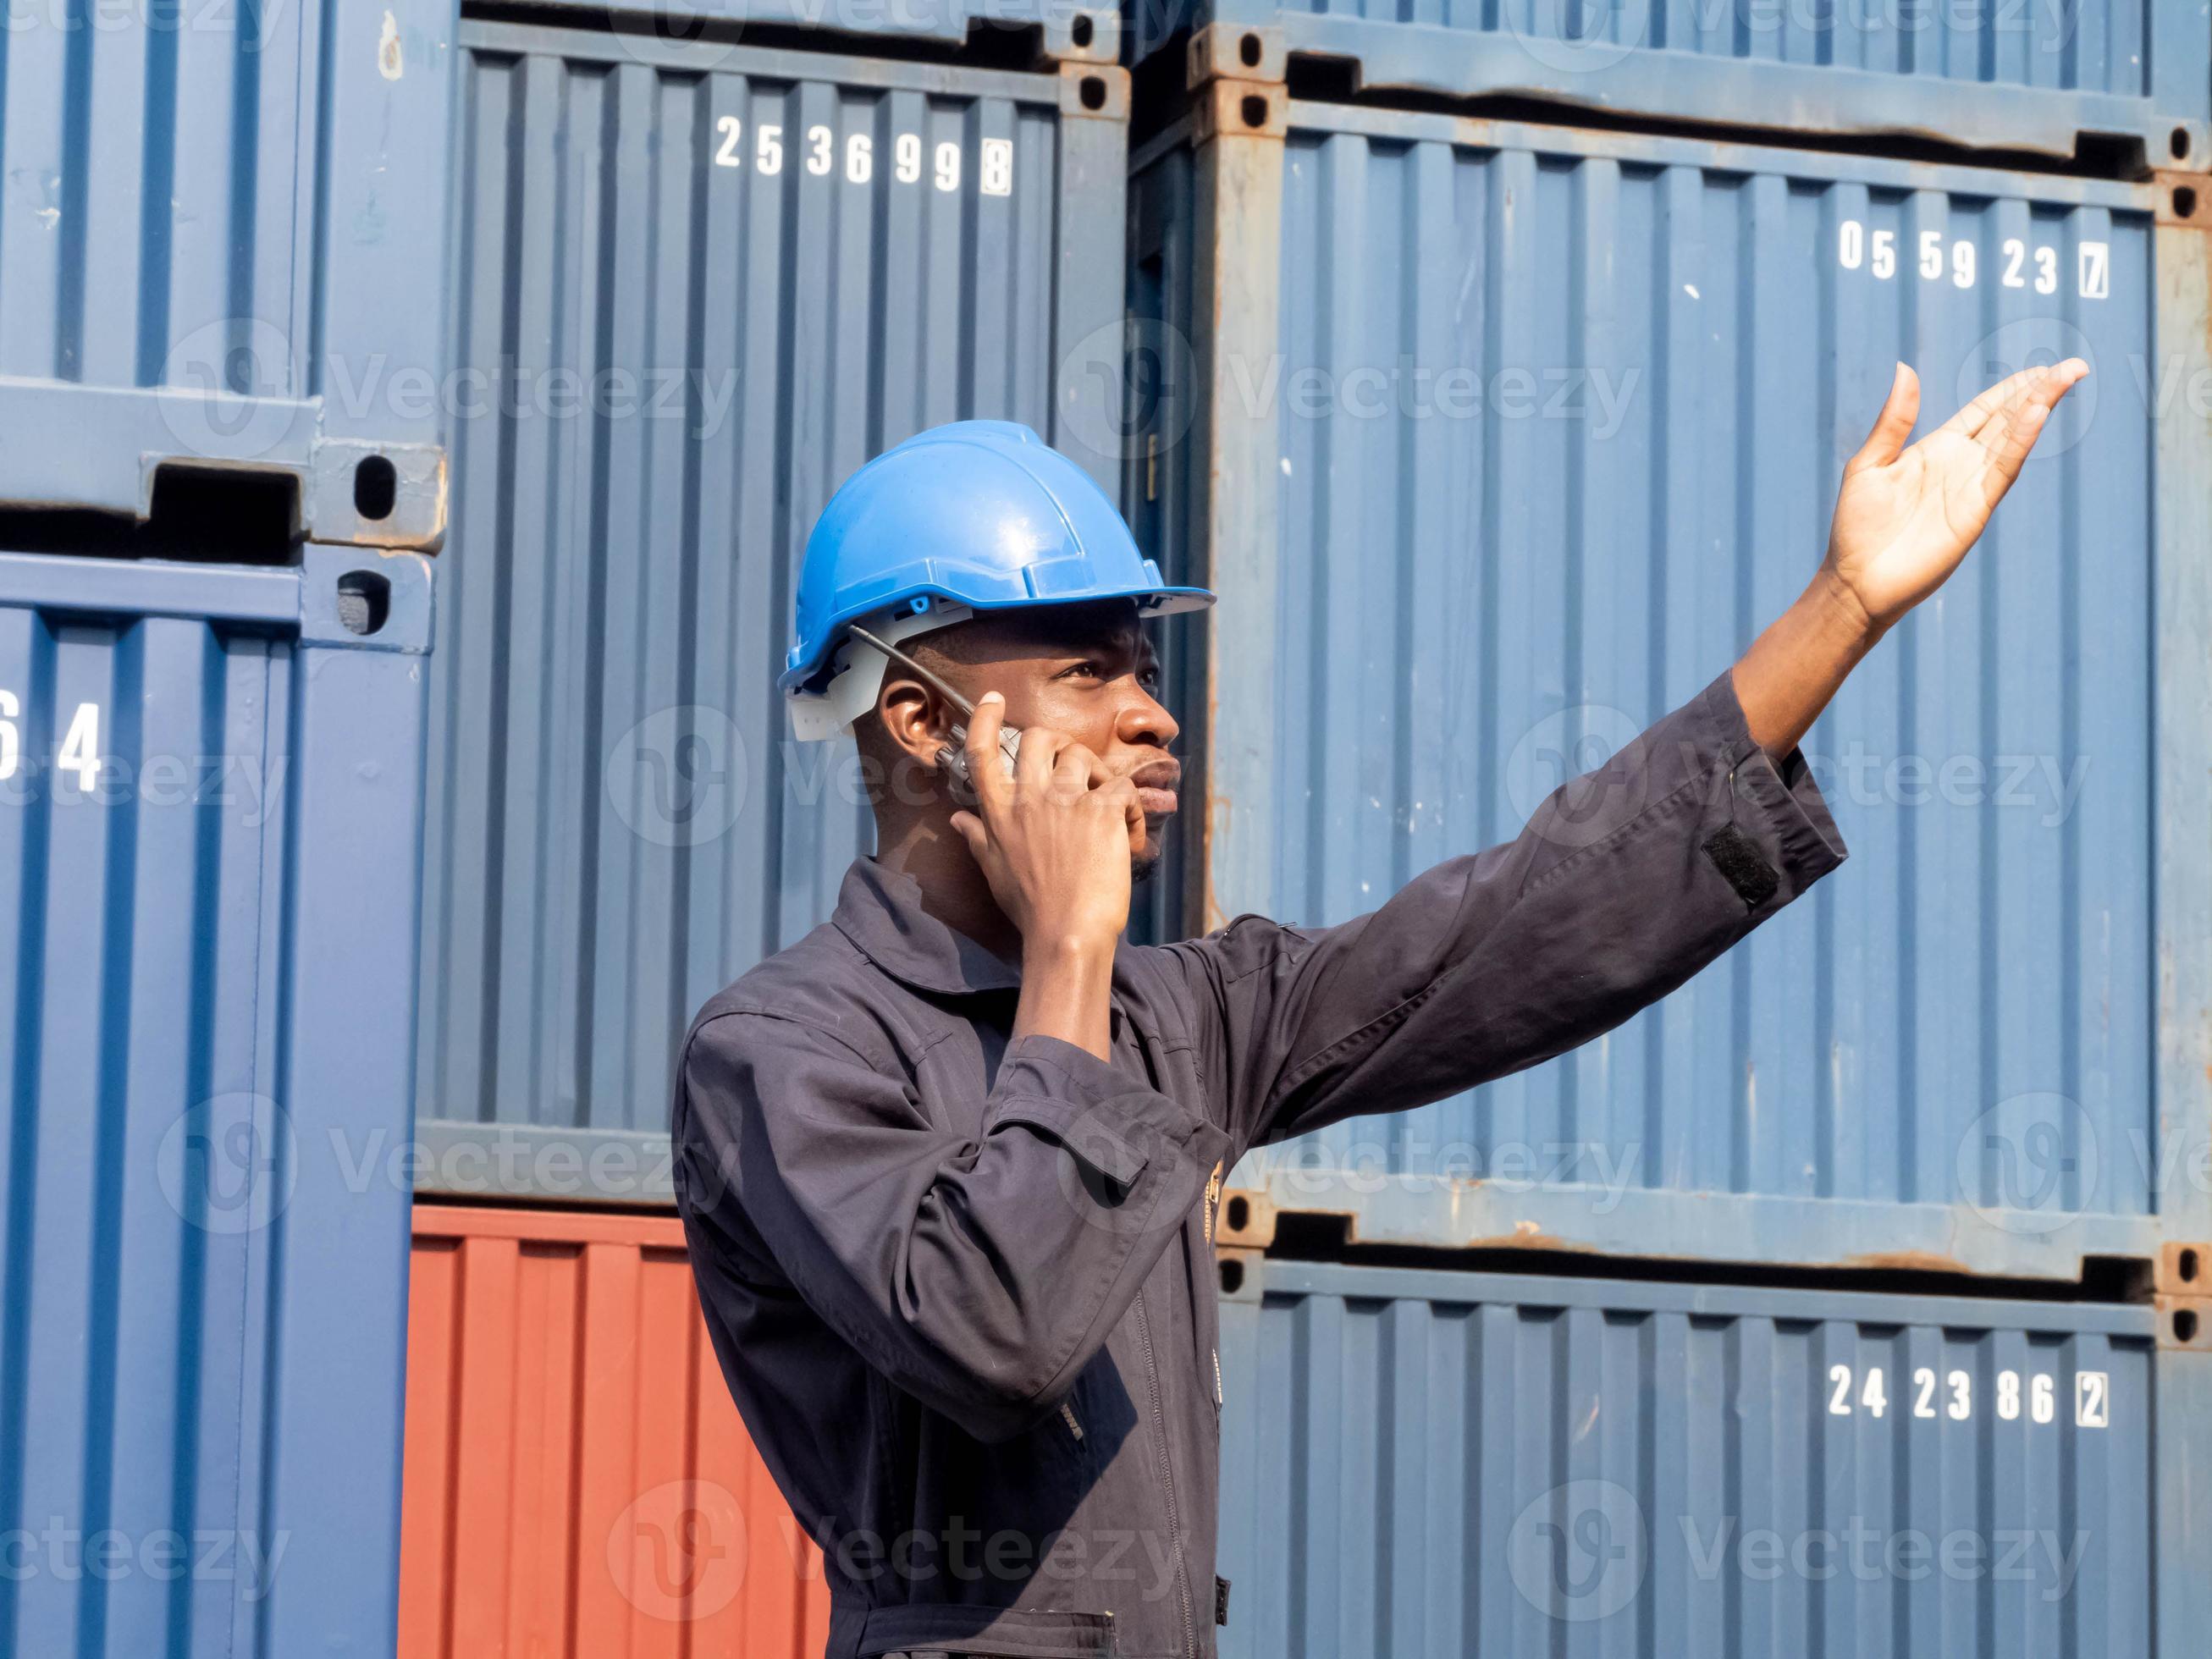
[1847,361,1919,472]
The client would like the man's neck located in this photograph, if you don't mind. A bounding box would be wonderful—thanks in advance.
[873,816,1023,965]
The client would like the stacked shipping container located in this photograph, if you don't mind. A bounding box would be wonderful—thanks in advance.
[0,0,457,1649]
[396,5,1153,1656]
[1137,11,2212,1656]
[411,22,1137,1196]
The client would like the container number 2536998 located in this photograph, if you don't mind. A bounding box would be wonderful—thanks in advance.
[712,118,1013,197]
[1838,221,2110,300]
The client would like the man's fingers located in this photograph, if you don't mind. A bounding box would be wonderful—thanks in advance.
[1098,776,1146,857]
[947,809,989,861]
[1940,366,2041,439]
[1971,361,2085,504]
[964,692,1014,813]
[1051,739,1106,795]
[1975,392,2051,506]
[1014,721,1071,794]
[1846,361,1921,474]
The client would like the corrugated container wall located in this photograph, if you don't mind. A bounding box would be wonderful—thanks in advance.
[0,0,455,1646]
[0,0,455,546]
[1131,7,2211,165]
[412,26,1137,1197]
[1132,95,2212,1281]
[399,1204,831,1656]
[0,551,438,1656]
[1212,1255,2210,1658]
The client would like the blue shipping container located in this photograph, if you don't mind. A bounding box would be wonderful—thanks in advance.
[1135,5,2211,166]
[0,548,435,1655]
[1130,96,2212,1281]
[411,25,1136,1200]
[1213,1254,2209,1657]
[0,0,455,549]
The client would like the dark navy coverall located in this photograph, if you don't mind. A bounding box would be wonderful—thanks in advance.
[672,672,1845,1658]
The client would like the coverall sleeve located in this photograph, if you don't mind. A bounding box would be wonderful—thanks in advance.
[1161,670,1848,1154]
[672,1017,1231,1443]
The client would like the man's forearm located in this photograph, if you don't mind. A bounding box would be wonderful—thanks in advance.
[1730,570,1884,759]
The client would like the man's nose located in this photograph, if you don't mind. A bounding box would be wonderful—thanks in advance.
[1117,687,1178,749]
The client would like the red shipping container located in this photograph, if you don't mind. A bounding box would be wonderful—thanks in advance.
[399,1203,832,1657]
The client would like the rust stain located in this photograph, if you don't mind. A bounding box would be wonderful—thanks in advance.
[1841,1248,1974,1275]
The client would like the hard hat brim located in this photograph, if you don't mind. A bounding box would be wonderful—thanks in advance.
[777,582,1215,698]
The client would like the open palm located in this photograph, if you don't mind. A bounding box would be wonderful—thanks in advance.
[1825,358,2089,632]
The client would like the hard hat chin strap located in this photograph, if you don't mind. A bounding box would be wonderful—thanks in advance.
[786,603,976,741]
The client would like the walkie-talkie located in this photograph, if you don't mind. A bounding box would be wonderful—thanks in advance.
[846,626,1023,808]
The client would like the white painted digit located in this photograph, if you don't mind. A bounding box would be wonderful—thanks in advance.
[896,132,921,183]
[1829,1363,1852,1415]
[2031,1373,2055,1424]
[2076,1370,2109,1428]
[58,700,100,791]
[1919,229,1944,279]
[1861,1367,1887,1419]
[714,114,742,168]
[1871,229,1895,279]
[1952,240,1976,289]
[1998,1369,2021,1420]
[2079,240,2110,300]
[2035,245,2058,295]
[806,124,832,176]
[1839,218,1863,270]
[979,136,1012,197]
[846,131,872,184]
[756,124,783,174]
[0,689,16,781]
[934,141,960,193]
[1913,1367,1937,1419]
[1947,1370,1972,1420]
[2002,238,2026,288]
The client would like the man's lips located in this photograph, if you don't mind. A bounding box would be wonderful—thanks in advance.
[1128,760,1181,816]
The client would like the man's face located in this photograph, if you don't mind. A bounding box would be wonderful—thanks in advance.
[880,599,1182,875]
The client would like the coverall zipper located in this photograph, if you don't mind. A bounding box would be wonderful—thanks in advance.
[1129,1288,1196,1657]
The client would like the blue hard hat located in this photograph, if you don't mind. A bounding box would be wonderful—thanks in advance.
[780,421,1211,696]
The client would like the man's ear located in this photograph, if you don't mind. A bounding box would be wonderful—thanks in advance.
[875,675,954,766]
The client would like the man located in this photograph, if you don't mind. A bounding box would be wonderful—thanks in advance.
[673,361,2085,1658]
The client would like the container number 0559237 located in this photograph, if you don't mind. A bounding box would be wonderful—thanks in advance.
[1838,222,2110,300]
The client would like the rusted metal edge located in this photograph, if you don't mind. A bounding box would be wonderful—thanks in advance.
[1186,23,1285,90]
[1057,60,1128,121]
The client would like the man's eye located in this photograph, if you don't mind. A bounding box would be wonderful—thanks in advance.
[1059,662,1104,681]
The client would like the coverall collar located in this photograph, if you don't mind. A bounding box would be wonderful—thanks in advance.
[830,856,1023,995]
